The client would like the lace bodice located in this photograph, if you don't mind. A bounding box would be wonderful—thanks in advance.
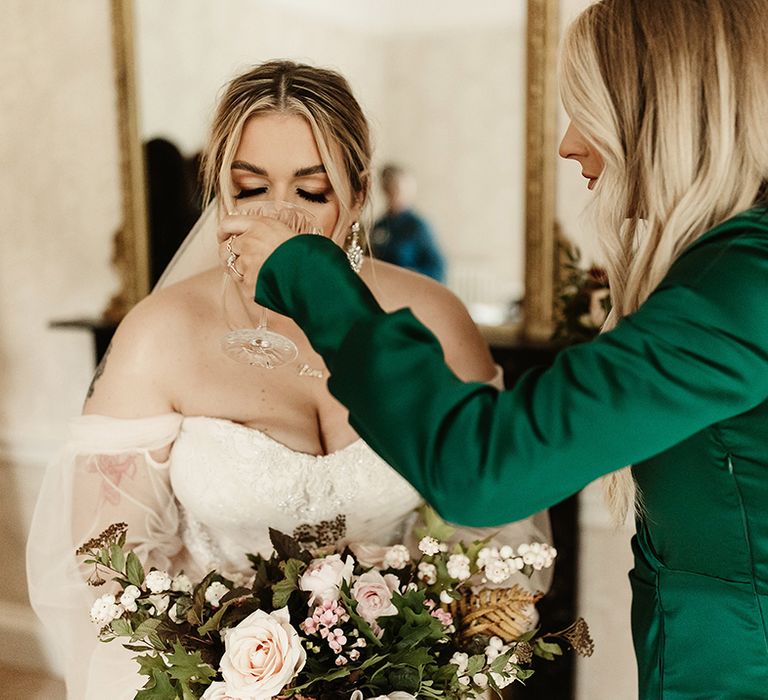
[170,416,423,576]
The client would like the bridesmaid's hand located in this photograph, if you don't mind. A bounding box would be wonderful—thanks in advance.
[217,212,294,292]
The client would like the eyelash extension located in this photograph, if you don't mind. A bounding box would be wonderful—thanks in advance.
[234,187,329,203]
[234,187,268,199]
[297,189,329,204]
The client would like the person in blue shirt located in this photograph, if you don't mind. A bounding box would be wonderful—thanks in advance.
[370,164,446,282]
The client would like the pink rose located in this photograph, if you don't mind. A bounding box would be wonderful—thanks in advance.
[299,554,354,604]
[220,607,306,700]
[350,571,399,626]
[201,682,236,699]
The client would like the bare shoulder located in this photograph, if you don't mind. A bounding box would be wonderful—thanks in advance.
[362,260,496,382]
[83,270,219,416]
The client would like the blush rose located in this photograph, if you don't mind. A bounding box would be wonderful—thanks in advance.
[219,607,306,700]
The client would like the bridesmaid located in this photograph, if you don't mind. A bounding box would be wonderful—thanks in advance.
[233,0,768,697]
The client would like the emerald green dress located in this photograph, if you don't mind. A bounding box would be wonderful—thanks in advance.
[256,207,768,699]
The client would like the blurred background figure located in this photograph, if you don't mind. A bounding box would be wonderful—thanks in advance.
[370,163,446,282]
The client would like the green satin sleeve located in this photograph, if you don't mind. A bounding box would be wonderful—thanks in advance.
[255,215,768,526]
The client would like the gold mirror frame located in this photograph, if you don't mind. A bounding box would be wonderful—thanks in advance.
[108,0,560,341]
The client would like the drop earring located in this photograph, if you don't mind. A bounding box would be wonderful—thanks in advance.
[346,221,364,274]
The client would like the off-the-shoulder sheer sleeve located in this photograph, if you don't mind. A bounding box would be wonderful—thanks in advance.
[26,413,183,700]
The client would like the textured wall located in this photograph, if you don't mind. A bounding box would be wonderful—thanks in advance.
[0,0,122,672]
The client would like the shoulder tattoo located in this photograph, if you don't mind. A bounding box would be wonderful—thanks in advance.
[85,344,112,400]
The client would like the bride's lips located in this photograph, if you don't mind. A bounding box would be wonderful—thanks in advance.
[583,173,598,190]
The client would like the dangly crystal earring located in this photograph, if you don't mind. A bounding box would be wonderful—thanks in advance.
[346,221,364,274]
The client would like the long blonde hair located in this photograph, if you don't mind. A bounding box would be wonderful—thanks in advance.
[560,0,768,523]
[201,60,372,242]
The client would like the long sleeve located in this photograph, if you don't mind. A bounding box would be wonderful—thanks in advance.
[255,212,768,526]
[26,413,184,700]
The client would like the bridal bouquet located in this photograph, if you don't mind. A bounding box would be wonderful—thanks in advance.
[78,515,592,699]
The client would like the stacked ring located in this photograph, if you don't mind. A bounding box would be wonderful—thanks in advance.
[226,235,244,279]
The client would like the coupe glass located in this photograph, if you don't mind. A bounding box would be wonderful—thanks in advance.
[221,200,322,368]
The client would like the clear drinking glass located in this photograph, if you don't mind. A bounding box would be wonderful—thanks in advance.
[221,200,322,368]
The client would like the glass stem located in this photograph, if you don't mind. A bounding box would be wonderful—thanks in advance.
[257,306,269,330]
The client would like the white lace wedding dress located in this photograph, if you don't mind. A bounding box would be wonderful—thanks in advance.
[27,407,551,699]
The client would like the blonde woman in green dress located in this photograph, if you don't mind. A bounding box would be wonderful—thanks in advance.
[226,0,768,697]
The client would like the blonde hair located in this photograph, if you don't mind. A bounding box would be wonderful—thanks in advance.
[560,0,768,523]
[201,60,372,241]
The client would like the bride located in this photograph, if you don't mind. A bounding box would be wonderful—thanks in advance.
[26,60,550,699]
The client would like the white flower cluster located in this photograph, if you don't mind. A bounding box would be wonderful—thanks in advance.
[89,594,123,626]
[446,553,471,581]
[383,544,410,570]
[205,581,230,608]
[119,585,141,612]
[171,573,194,593]
[418,536,447,556]
[145,570,172,593]
[450,637,519,693]
[477,542,557,584]
[518,542,557,570]
[417,562,437,585]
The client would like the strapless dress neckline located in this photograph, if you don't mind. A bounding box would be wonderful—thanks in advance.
[169,414,424,575]
[182,415,364,459]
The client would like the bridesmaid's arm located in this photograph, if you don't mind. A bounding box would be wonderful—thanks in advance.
[256,228,768,526]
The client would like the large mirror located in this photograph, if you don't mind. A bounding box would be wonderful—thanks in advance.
[110,0,559,342]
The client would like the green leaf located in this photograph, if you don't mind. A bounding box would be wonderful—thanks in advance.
[271,557,306,609]
[197,594,242,636]
[180,683,198,700]
[109,543,126,573]
[126,552,145,588]
[110,617,133,637]
[517,668,535,681]
[132,618,165,650]
[268,528,304,562]
[165,642,217,684]
[489,651,513,673]
[188,572,217,626]
[283,666,351,693]
[393,604,445,648]
[135,667,178,700]
[466,654,486,676]
[388,646,432,668]
[387,664,421,693]
[415,505,455,542]
[135,653,170,678]
[340,589,384,647]
[534,639,563,661]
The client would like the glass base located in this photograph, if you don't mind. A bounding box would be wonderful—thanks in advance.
[221,328,298,368]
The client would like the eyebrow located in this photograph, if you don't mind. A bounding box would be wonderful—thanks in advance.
[231,161,327,178]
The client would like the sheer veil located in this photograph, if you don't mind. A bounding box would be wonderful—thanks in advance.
[154,200,221,290]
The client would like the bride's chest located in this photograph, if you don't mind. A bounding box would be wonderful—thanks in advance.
[168,417,423,542]
[172,341,354,455]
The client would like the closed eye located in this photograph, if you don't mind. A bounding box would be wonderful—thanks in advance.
[297,189,329,204]
[234,187,268,199]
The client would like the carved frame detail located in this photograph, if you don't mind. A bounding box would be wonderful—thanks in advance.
[106,0,149,321]
[523,0,560,342]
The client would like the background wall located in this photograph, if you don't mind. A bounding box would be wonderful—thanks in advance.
[0,0,121,674]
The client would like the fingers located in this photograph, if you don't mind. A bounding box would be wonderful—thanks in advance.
[216,213,294,243]
[217,213,294,288]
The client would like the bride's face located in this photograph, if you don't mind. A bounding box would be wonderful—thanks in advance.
[230,112,351,238]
